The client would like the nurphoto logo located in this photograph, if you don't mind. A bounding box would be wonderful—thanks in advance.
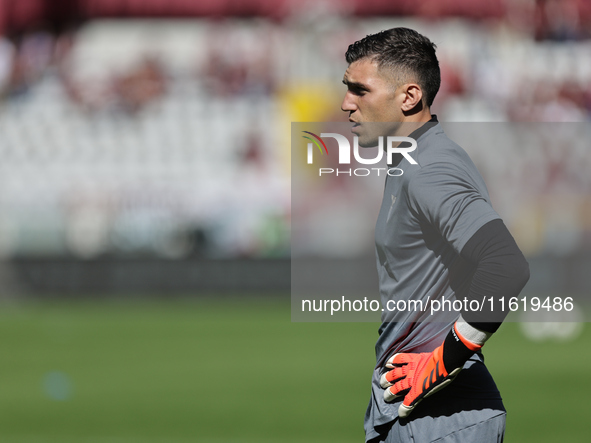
[302,131,418,177]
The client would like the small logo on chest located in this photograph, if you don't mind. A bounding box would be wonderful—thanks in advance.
[387,195,397,220]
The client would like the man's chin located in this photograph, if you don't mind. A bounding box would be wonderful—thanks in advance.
[355,133,380,148]
[351,123,393,148]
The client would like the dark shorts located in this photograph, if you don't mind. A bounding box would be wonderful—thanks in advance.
[369,409,506,443]
[366,356,506,443]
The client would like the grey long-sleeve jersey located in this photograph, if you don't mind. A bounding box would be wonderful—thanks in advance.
[365,121,505,441]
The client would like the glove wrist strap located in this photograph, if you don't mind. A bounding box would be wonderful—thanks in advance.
[455,315,493,347]
[441,319,491,373]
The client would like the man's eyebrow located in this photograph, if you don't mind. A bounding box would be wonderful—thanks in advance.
[342,78,369,90]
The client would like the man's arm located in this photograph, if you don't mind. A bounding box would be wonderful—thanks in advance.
[380,218,530,417]
[459,218,530,331]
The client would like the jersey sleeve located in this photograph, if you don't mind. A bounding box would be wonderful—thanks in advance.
[460,218,530,330]
[406,163,500,253]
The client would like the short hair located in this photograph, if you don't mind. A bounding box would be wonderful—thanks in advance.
[345,28,440,108]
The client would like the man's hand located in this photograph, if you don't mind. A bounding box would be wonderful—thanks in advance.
[379,344,462,418]
[379,321,487,418]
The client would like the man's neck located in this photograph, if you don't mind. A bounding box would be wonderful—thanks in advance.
[393,109,434,138]
[402,107,433,124]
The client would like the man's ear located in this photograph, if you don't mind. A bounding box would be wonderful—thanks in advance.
[400,84,423,112]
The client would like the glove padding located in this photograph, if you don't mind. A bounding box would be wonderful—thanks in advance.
[379,344,462,418]
[379,322,484,418]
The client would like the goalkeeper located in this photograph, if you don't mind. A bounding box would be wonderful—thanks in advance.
[340,28,530,442]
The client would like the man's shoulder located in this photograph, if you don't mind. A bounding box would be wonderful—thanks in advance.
[415,125,472,168]
[400,125,486,195]
[400,132,468,183]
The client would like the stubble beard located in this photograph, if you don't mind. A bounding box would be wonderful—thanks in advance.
[354,121,402,148]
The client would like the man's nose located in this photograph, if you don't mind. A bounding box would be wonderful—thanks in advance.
[341,91,357,113]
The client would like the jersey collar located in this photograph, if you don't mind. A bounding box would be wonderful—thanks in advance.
[407,114,438,141]
[387,115,438,168]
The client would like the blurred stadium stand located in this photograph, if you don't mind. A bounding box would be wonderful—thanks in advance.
[0,1,590,295]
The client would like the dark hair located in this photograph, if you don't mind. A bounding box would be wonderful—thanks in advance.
[345,28,440,107]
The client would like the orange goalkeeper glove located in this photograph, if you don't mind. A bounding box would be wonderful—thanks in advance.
[379,321,490,418]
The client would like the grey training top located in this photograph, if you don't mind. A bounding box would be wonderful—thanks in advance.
[365,121,505,441]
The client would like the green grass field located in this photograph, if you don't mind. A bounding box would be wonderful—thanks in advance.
[0,297,588,442]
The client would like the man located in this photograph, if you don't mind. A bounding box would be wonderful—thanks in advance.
[341,28,530,442]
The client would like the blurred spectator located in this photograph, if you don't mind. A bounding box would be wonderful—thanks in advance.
[113,56,167,114]
[2,27,55,98]
[534,0,583,41]
[62,55,167,114]
[201,23,276,98]
[0,35,15,93]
